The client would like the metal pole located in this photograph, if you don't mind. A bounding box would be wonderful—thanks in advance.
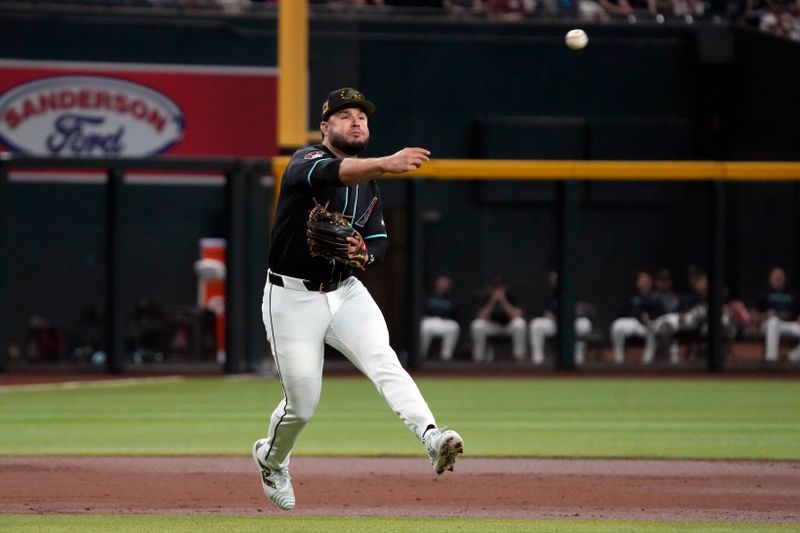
[556,179,578,370]
[406,179,424,369]
[245,166,270,372]
[105,167,126,373]
[224,165,247,374]
[0,165,8,372]
[707,180,726,372]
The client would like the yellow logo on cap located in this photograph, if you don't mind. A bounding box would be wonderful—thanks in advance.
[340,89,363,100]
[322,100,330,115]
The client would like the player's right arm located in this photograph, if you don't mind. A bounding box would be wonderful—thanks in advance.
[496,292,523,320]
[338,147,430,186]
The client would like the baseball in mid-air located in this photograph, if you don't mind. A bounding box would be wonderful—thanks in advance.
[565,29,588,50]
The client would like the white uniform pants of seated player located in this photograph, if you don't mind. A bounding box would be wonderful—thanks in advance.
[761,316,800,362]
[420,317,461,361]
[261,274,437,471]
[470,317,526,363]
[643,307,707,364]
[529,317,592,365]
[609,318,656,364]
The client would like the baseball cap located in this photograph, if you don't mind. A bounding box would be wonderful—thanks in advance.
[321,88,375,121]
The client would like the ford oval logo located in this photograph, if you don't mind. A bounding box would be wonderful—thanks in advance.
[0,75,185,157]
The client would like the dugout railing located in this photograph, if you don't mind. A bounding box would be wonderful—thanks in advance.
[3,156,800,374]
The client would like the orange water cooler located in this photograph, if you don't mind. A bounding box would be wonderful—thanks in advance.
[194,238,226,364]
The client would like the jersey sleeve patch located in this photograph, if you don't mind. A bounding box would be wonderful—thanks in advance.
[304,150,325,160]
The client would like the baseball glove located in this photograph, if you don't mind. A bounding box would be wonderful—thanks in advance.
[306,201,368,270]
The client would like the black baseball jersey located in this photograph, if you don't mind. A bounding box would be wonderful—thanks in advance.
[755,289,798,321]
[268,144,389,283]
[652,290,680,317]
[678,291,707,313]
[423,294,457,320]
[479,291,520,326]
[620,292,660,322]
[543,292,592,318]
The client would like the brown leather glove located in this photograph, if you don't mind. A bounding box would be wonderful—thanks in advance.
[306,202,368,270]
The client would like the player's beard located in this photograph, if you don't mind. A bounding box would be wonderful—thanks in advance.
[328,130,368,156]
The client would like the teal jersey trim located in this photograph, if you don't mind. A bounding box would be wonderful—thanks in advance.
[364,233,387,240]
[343,187,350,213]
[352,184,359,220]
[307,158,332,187]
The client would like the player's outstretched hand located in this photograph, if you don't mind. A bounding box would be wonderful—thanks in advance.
[383,147,430,174]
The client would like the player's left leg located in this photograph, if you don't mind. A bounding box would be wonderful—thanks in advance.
[470,318,496,362]
[574,317,592,365]
[419,317,437,360]
[439,319,461,361]
[610,318,647,364]
[777,320,800,362]
[325,277,463,473]
[650,313,679,363]
[325,277,435,439]
[762,316,781,362]
[529,317,556,365]
[505,317,527,362]
[609,318,629,364]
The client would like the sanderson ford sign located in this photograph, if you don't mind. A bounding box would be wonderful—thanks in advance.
[0,75,185,157]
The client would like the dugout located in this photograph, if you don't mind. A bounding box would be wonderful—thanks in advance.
[0,4,799,372]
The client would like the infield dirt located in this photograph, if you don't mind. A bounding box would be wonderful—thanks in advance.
[1,456,798,524]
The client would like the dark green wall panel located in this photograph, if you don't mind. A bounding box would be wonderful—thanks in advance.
[1,9,799,362]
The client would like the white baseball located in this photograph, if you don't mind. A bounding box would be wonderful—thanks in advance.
[565,29,588,50]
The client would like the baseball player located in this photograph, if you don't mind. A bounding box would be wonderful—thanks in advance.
[645,268,709,364]
[608,270,660,364]
[529,271,592,365]
[252,88,464,511]
[470,275,526,363]
[752,267,800,362]
[420,274,461,361]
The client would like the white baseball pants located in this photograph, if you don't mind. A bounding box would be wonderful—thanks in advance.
[644,313,681,364]
[529,316,592,365]
[761,316,800,362]
[261,273,437,470]
[470,317,527,362]
[609,318,655,364]
[420,317,460,361]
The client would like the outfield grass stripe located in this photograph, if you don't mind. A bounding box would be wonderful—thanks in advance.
[0,377,798,459]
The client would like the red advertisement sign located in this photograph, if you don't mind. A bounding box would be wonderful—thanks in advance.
[0,59,278,158]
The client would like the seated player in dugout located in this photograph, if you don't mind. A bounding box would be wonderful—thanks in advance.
[529,271,593,365]
[609,270,661,364]
[470,275,527,363]
[647,266,737,364]
[253,88,463,511]
[420,273,461,361]
[751,267,800,363]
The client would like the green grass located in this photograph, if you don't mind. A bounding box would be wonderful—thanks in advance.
[1,377,799,459]
[1,515,798,533]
